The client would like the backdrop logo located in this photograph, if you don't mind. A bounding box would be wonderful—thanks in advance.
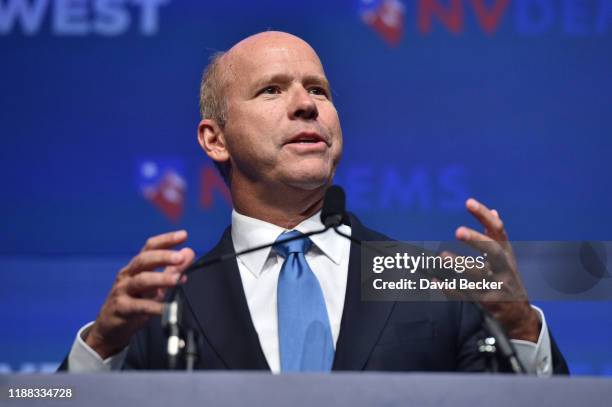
[360,0,406,46]
[359,0,612,45]
[0,0,170,36]
[138,159,186,222]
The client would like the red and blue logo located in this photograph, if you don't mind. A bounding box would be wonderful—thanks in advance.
[138,159,187,222]
[359,0,406,46]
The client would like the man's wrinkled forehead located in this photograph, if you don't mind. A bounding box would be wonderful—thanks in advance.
[222,32,326,94]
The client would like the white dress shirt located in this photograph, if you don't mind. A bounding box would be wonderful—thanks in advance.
[68,210,553,375]
[231,209,351,373]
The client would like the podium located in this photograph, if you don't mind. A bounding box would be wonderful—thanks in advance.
[2,372,611,406]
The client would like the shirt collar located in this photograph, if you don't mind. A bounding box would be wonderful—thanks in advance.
[231,209,344,278]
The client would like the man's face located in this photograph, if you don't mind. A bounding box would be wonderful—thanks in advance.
[221,33,343,190]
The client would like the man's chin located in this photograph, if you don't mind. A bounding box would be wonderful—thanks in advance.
[281,172,333,191]
[285,178,329,191]
[274,160,337,191]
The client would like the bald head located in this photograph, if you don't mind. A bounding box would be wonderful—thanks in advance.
[225,31,323,71]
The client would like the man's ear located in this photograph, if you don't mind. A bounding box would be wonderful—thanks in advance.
[198,119,230,164]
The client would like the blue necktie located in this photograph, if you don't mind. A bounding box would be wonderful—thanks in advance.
[274,230,334,372]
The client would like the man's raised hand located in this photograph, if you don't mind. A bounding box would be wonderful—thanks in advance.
[445,198,540,342]
[84,230,195,359]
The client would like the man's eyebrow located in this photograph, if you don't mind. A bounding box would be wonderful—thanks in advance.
[252,73,292,91]
[251,73,331,91]
[303,75,331,90]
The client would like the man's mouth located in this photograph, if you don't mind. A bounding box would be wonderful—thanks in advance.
[293,139,319,144]
[284,132,329,146]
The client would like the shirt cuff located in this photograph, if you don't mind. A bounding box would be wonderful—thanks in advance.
[510,305,552,376]
[67,321,128,372]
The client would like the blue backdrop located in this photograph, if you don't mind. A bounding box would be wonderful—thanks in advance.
[1,0,611,374]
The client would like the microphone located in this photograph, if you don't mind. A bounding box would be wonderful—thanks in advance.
[321,185,361,246]
[320,185,348,228]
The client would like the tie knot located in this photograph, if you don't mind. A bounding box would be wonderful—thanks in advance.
[273,230,312,258]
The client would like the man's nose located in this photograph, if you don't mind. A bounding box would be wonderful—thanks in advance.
[289,86,318,121]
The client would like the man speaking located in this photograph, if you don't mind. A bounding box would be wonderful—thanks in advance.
[60,31,567,374]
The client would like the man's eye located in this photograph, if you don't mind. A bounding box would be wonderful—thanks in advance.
[308,87,328,97]
[260,86,280,95]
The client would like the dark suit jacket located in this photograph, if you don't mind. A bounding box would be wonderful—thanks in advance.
[60,215,568,373]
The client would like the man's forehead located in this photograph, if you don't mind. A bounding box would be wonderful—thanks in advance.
[228,31,318,58]
[223,31,326,83]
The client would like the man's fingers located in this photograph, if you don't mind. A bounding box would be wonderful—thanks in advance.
[86,231,191,358]
[125,271,186,295]
[124,250,185,275]
[438,250,493,284]
[456,226,502,257]
[163,247,196,274]
[455,226,509,270]
[465,198,509,242]
[456,226,494,246]
[141,230,188,251]
[115,297,165,318]
[124,247,194,294]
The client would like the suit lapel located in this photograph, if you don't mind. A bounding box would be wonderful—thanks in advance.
[181,227,269,370]
[181,216,396,371]
[333,215,396,370]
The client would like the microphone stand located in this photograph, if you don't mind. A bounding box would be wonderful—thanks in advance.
[474,303,526,374]
[161,287,200,370]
